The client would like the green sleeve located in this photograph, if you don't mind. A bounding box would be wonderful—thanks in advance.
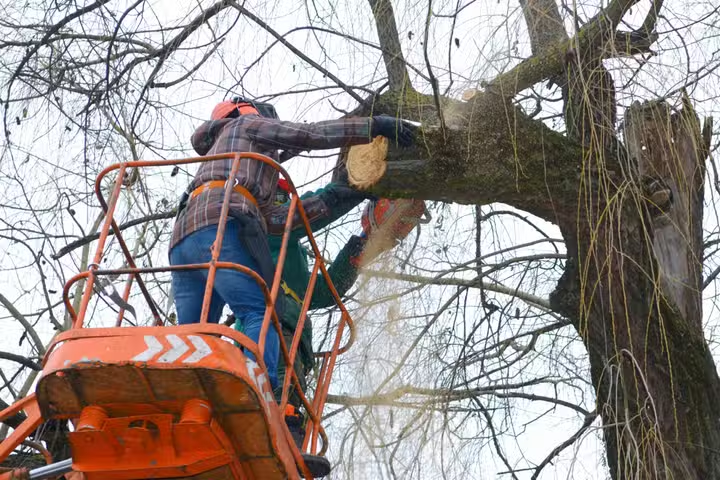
[311,235,364,309]
[265,182,372,239]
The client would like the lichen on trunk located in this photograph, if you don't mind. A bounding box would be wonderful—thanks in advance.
[346,89,581,223]
[553,98,720,480]
[349,86,720,480]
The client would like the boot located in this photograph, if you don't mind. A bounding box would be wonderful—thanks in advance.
[285,406,331,478]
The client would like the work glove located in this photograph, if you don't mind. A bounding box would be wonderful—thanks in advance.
[321,183,377,211]
[348,234,369,268]
[371,115,417,148]
[330,163,378,199]
[348,230,397,268]
[332,160,350,184]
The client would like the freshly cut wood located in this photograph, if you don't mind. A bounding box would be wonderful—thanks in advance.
[462,88,479,101]
[347,135,388,189]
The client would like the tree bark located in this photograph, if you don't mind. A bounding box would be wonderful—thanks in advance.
[519,0,568,55]
[367,0,408,91]
[349,90,582,224]
[347,66,720,480]
[624,96,707,327]
[547,93,720,479]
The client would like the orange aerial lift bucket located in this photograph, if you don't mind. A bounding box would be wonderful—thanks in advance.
[0,153,356,480]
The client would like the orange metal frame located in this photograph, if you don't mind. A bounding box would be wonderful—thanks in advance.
[0,152,357,478]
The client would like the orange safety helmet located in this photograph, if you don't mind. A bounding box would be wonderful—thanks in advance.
[210,96,279,121]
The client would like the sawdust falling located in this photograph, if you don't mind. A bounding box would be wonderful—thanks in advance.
[354,252,406,341]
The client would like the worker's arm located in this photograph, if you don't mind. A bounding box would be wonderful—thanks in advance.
[264,182,373,237]
[239,115,372,151]
[310,235,365,309]
[240,114,417,153]
[190,114,417,156]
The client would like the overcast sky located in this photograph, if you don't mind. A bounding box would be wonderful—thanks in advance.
[1,0,719,478]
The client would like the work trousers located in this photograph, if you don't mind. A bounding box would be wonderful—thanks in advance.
[169,219,281,388]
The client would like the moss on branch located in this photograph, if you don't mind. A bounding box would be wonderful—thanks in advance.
[354,89,583,224]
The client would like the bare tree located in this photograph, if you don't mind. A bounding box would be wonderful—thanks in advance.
[1,0,720,479]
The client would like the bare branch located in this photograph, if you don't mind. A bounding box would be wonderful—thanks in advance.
[485,0,646,98]
[230,1,368,106]
[368,0,409,91]
[422,0,446,134]
[362,268,555,310]
[52,209,176,260]
[531,412,599,479]
[0,293,46,355]
[0,352,41,371]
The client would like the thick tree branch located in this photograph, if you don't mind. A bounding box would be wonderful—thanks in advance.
[485,0,645,99]
[349,91,582,225]
[519,0,569,55]
[423,0,445,133]
[0,352,41,371]
[0,400,26,430]
[368,0,409,91]
[624,95,707,328]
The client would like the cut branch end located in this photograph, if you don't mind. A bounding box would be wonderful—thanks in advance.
[347,135,388,189]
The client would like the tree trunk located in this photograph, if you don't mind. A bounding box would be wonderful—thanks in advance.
[346,0,720,476]
[552,97,720,480]
[348,83,720,479]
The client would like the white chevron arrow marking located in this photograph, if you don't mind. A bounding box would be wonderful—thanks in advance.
[183,335,212,363]
[157,334,189,363]
[132,335,163,362]
[245,358,275,404]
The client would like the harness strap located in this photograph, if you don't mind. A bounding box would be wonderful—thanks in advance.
[190,180,259,210]
[281,280,303,305]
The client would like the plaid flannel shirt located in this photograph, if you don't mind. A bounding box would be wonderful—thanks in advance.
[170,114,372,250]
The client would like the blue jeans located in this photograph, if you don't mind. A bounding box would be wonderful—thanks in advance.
[169,221,279,388]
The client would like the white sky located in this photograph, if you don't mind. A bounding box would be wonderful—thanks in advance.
[1,0,719,478]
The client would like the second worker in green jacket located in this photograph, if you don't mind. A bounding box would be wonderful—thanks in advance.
[265,175,382,450]
[269,177,369,398]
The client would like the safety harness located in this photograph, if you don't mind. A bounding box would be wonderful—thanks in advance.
[189,180,259,209]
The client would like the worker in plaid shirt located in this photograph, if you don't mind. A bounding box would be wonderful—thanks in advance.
[169,97,416,394]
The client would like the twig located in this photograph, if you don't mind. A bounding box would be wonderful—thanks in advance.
[475,398,518,480]
[52,209,176,259]
[230,1,368,107]
[530,411,599,479]
[4,0,113,135]
[150,38,223,88]
[0,293,46,355]
[363,257,564,311]
[0,352,41,371]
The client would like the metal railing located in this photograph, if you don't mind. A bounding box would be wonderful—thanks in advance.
[57,151,357,456]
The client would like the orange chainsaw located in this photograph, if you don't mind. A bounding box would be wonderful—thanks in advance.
[354,198,430,266]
